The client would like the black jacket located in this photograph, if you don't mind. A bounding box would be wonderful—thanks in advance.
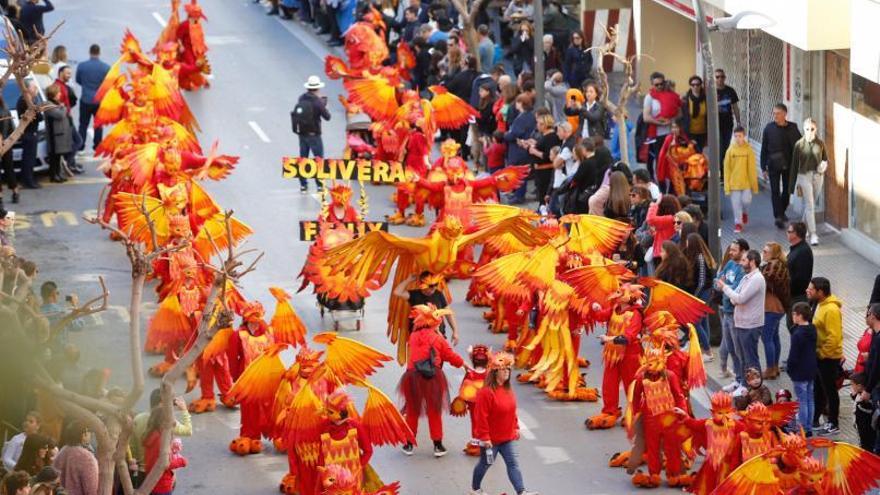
[445,69,479,103]
[562,45,592,89]
[760,120,801,173]
[870,274,880,306]
[16,96,42,135]
[296,92,331,136]
[19,0,54,42]
[787,240,814,298]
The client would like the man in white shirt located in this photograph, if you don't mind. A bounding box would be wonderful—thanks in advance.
[1,411,41,470]
[548,122,577,216]
[716,249,766,391]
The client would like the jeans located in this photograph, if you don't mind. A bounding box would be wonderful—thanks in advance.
[792,380,814,435]
[761,312,784,369]
[814,357,840,427]
[795,171,823,237]
[768,168,791,219]
[79,102,103,150]
[510,165,529,202]
[732,326,762,383]
[297,134,324,189]
[719,312,741,378]
[472,441,525,494]
[693,289,711,352]
[19,132,38,187]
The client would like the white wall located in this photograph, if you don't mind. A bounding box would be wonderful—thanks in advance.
[851,0,880,84]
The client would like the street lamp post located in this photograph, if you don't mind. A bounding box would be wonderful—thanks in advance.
[693,0,721,261]
[534,0,545,107]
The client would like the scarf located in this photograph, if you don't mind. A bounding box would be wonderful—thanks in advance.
[687,90,706,119]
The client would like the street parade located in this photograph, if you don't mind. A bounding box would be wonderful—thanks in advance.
[2,0,880,494]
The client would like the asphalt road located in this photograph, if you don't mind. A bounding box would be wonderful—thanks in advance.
[10,1,706,493]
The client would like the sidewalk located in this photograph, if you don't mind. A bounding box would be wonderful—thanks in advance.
[706,182,878,444]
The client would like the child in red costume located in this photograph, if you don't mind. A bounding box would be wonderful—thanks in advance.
[677,392,743,495]
[628,348,689,488]
[450,344,490,456]
[586,283,644,429]
[228,302,276,456]
[398,304,465,457]
[175,0,211,91]
[325,183,361,224]
[144,424,188,494]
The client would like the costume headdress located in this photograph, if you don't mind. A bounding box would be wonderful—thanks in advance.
[709,391,734,413]
[640,347,667,374]
[488,351,514,371]
[329,183,352,207]
[241,301,265,322]
[439,139,460,159]
[417,272,444,289]
[409,303,451,330]
[184,0,207,20]
[468,344,490,367]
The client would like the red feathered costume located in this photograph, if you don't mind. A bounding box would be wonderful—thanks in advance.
[176,1,211,91]
[228,302,276,455]
[398,304,464,443]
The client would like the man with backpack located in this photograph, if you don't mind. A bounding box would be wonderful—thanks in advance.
[292,75,331,193]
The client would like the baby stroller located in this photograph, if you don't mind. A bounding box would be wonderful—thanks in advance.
[683,153,709,212]
[317,294,364,332]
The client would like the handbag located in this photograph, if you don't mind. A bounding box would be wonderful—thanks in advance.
[414,344,436,379]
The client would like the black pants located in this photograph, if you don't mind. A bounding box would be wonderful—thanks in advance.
[814,357,840,427]
[19,132,38,187]
[0,150,15,192]
[534,169,552,206]
[855,405,876,450]
[79,102,103,150]
[691,133,707,152]
[48,153,64,179]
[719,126,733,180]
[768,168,791,219]
[647,137,664,181]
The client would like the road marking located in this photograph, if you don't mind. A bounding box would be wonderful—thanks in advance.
[534,446,573,465]
[248,121,271,143]
[152,12,167,27]
[517,420,536,440]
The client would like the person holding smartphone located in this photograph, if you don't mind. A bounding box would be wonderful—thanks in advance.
[292,75,332,194]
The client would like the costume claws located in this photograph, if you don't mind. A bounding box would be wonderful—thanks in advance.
[668,473,692,487]
[609,450,630,468]
[463,442,481,456]
[188,398,216,414]
[404,213,425,226]
[279,473,297,494]
[229,437,252,456]
[220,394,237,409]
[586,412,620,430]
[386,211,406,225]
[148,361,173,377]
[575,387,599,402]
[504,339,517,352]
[482,310,496,321]
[273,437,286,453]
[577,357,590,368]
[249,438,264,454]
[516,372,533,383]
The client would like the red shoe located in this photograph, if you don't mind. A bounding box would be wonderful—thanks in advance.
[742,213,749,225]
[733,223,743,233]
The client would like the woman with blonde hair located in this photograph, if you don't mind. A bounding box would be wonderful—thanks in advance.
[50,45,69,80]
[760,241,790,379]
[527,113,561,206]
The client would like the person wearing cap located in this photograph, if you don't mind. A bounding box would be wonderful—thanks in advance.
[294,75,331,193]
[394,271,459,345]
[469,352,537,495]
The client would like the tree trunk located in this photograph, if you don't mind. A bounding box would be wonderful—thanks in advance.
[124,272,147,410]
[616,111,630,165]
[462,24,480,71]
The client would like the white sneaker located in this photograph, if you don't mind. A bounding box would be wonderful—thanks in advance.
[732,385,747,397]
[810,234,819,246]
[722,381,740,393]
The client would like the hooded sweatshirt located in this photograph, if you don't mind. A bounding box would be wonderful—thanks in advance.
[723,141,758,194]
[813,295,843,359]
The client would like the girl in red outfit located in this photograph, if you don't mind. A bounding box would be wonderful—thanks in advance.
[469,352,537,495]
[398,304,465,458]
[646,194,681,269]
[143,410,188,495]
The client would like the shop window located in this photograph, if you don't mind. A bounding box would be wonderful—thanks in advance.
[851,74,880,238]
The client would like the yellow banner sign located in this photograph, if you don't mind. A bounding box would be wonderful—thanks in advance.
[299,221,389,242]
[282,157,406,184]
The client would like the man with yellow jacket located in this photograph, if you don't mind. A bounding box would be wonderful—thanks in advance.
[723,125,759,234]
[807,276,843,435]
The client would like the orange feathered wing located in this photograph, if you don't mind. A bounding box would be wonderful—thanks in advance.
[202,327,233,362]
[358,381,415,446]
[821,442,880,495]
[639,277,713,325]
[324,55,351,80]
[145,295,192,351]
[269,287,307,346]
[123,143,161,189]
[686,324,707,389]
[344,75,399,122]
[562,214,633,258]
[312,332,391,384]
[471,165,530,202]
[561,262,633,302]
[711,453,781,495]
[225,343,290,405]
[767,401,799,428]
[192,213,253,261]
[153,0,181,51]
[473,244,560,305]
[113,193,169,249]
[427,86,478,130]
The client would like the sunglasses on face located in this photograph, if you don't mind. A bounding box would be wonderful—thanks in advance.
[690,82,702,87]
[674,220,682,225]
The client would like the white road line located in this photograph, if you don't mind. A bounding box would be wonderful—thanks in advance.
[517,420,536,440]
[534,445,573,465]
[152,12,167,27]
[248,121,271,143]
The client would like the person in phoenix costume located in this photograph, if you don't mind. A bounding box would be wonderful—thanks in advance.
[564,263,712,429]
[153,0,212,91]
[713,430,880,495]
[450,344,490,456]
[675,391,743,495]
[473,215,635,401]
[225,332,412,495]
[320,204,551,364]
